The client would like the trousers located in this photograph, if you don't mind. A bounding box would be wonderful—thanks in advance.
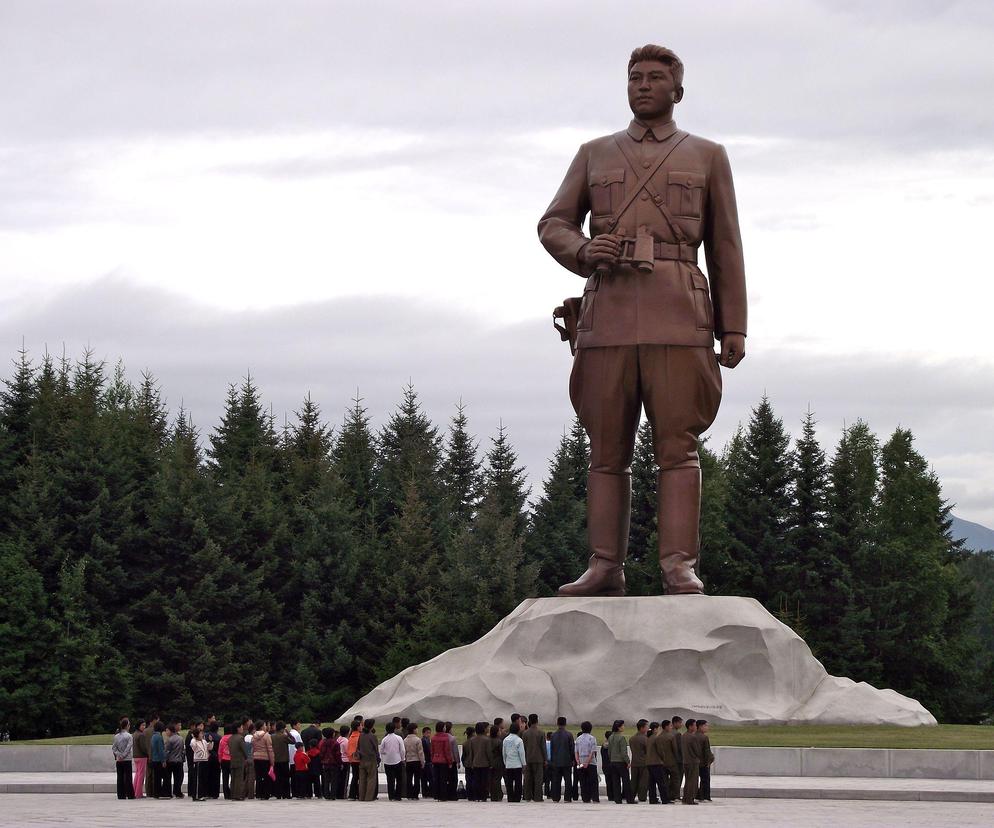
[682,763,700,803]
[503,768,523,802]
[116,761,134,799]
[522,762,544,801]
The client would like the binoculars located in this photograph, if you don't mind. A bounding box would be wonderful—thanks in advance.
[595,227,655,276]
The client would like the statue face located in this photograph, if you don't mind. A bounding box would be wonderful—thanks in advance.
[627,60,682,119]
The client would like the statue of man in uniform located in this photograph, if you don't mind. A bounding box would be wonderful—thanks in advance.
[538,44,747,596]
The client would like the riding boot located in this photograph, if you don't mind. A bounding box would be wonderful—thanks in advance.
[558,470,631,597]
[658,467,704,594]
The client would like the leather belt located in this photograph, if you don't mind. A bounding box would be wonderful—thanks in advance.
[619,238,698,264]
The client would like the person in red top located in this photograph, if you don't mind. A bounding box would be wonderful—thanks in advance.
[430,721,453,801]
[306,739,322,799]
[319,727,343,800]
[218,725,233,800]
[293,741,311,799]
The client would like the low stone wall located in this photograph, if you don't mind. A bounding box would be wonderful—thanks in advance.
[713,747,994,780]
[2,745,993,780]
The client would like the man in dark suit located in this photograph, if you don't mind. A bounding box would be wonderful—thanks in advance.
[548,717,576,802]
[539,44,747,597]
[681,719,702,804]
[521,714,547,802]
[629,719,650,802]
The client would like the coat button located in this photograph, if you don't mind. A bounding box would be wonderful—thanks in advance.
[641,193,650,201]
[642,161,651,169]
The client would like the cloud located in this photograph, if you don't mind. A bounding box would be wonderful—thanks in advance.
[2,277,992,525]
[2,1,994,150]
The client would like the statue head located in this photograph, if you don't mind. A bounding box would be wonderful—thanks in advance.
[628,44,684,121]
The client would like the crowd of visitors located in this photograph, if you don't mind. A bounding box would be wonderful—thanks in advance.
[111,712,715,805]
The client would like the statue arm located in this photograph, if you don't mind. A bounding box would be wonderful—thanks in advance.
[537,144,593,277]
[703,143,747,339]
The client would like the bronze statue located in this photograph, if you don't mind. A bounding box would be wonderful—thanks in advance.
[538,44,747,596]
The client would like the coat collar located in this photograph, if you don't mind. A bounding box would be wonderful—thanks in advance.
[627,118,678,142]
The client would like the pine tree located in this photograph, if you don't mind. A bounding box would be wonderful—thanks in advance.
[332,393,379,538]
[0,540,59,738]
[777,409,846,656]
[480,421,529,537]
[698,439,731,593]
[440,401,481,531]
[526,432,586,595]
[723,396,794,607]
[626,420,659,595]
[565,417,589,502]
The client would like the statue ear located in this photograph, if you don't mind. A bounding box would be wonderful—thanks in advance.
[673,86,685,104]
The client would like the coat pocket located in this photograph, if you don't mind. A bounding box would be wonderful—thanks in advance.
[691,269,714,331]
[588,168,625,217]
[577,272,601,331]
[668,170,706,219]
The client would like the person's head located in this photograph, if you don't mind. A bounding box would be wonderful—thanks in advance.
[385,722,395,734]
[671,716,683,730]
[661,719,672,732]
[292,720,301,731]
[612,719,624,733]
[209,722,219,734]
[581,721,592,734]
[698,720,709,734]
[363,718,376,734]
[686,719,697,732]
[627,44,684,122]
[475,722,487,736]
[527,713,538,727]
[604,731,612,742]
[392,716,401,728]
[308,738,318,750]
[241,717,252,731]
[191,723,202,737]
[464,726,475,739]
[435,721,445,733]
[235,723,244,735]
[509,722,520,735]
[636,718,648,733]
[444,721,452,733]
[118,717,130,732]
[135,719,146,732]
[649,721,659,734]
[275,721,285,733]
[422,726,431,737]
[557,716,567,729]
[153,721,164,733]
[407,723,417,736]
[350,721,360,733]
[207,714,217,724]
[489,725,498,738]
[339,725,350,738]
[148,713,159,725]
[493,717,504,730]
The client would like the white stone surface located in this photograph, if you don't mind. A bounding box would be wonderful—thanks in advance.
[2,792,994,826]
[340,596,936,726]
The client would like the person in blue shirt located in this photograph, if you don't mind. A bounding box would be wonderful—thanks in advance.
[149,721,167,799]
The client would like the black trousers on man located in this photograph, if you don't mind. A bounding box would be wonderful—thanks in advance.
[167,762,184,797]
[274,762,291,799]
[220,759,231,798]
[649,765,672,803]
[156,763,171,797]
[385,762,404,800]
[254,759,271,799]
[608,762,634,804]
[698,765,711,800]
[405,761,421,799]
[550,765,573,802]
[503,768,523,802]
[116,761,135,799]
[577,765,599,803]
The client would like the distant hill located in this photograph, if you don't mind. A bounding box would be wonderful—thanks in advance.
[951,514,994,552]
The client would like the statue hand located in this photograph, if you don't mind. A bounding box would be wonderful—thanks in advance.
[580,234,622,269]
[719,333,746,368]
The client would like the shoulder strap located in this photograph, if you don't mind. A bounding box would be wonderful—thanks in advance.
[610,131,689,242]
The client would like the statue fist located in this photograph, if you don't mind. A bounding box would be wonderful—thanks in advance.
[719,333,746,368]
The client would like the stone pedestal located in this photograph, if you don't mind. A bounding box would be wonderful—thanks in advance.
[340,595,935,726]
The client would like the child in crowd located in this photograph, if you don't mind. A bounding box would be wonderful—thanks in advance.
[307,738,322,799]
[292,742,311,798]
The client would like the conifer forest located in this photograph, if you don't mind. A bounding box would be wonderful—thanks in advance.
[0,347,991,738]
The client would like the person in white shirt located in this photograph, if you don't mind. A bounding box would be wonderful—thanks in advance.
[380,722,407,801]
[288,720,303,798]
[189,724,212,802]
[574,720,600,803]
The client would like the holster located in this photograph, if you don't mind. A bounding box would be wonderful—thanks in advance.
[553,296,583,355]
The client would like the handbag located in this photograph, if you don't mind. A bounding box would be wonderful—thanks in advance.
[268,766,276,781]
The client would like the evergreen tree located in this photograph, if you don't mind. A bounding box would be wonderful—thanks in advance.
[526,431,586,595]
[440,401,481,531]
[777,409,846,654]
[627,420,660,596]
[480,421,529,537]
[723,396,794,606]
[332,393,378,538]
[0,540,59,738]
[564,417,589,502]
[698,439,731,594]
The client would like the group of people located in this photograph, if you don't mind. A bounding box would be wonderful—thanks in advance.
[111,711,716,805]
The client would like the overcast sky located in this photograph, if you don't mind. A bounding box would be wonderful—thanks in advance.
[1,0,993,524]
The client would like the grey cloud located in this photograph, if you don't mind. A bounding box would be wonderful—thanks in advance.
[2,1,993,151]
[2,276,992,524]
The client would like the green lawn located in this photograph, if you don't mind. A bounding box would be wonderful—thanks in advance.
[5,724,992,749]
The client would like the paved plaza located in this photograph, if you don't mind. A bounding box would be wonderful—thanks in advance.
[1,793,993,827]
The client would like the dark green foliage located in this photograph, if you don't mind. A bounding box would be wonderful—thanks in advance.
[0,345,991,734]
[527,431,586,595]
